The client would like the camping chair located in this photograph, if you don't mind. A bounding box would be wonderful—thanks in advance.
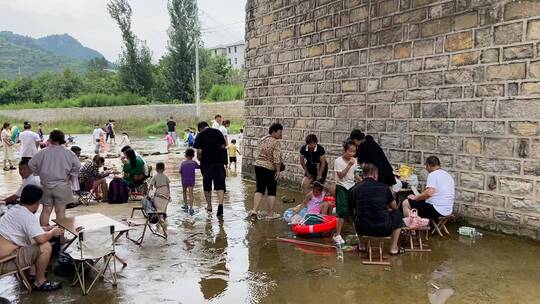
[75,179,99,206]
[431,215,454,237]
[125,196,167,245]
[0,253,32,291]
[68,225,117,295]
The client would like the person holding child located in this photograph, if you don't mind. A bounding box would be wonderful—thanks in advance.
[333,140,361,245]
[180,148,200,215]
[149,162,171,214]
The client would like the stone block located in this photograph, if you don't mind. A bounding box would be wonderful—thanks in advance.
[414,135,436,150]
[373,104,390,117]
[369,46,394,62]
[494,211,522,225]
[421,17,452,37]
[464,138,481,154]
[483,138,514,157]
[510,121,538,136]
[349,34,368,49]
[422,102,448,118]
[524,216,540,228]
[452,51,479,66]
[503,44,533,60]
[300,21,315,35]
[456,189,476,203]
[317,16,333,31]
[455,12,478,30]
[431,121,455,134]
[494,22,523,45]
[380,134,401,148]
[439,87,462,100]
[367,79,379,92]
[392,104,412,118]
[308,45,324,57]
[409,120,429,132]
[262,14,274,26]
[499,177,534,196]
[509,197,540,214]
[382,75,408,89]
[478,193,505,208]
[394,43,411,59]
[527,19,540,40]
[343,51,359,66]
[394,7,427,24]
[476,84,504,97]
[460,172,484,190]
[407,151,422,164]
[379,0,398,15]
[326,41,341,54]
[413,39,434,56]
[367,120,387,132]
[486,63,526,80]
[300,84,316,94]
[400,59,423,72]
[278,50,294,62]
[475,157,521,175]
[521,82,540,95]
[500,99,540,119]
[445,69,474,84]
[280,27,294,40]
[481,49,499,63]
[438,136,462,152]
[530,61,540,78]
[504,1,540,20]
[524,161,540,176]
[417,72,442,87]
[472,121,505,135]
[475,27,492,48]
[350,6,369,22]
[316,119,335,130]
[406,89,436,100]
[388,149,407,163]
[342,80,358,92]
[425,55,449,70]
[446,31,473,51]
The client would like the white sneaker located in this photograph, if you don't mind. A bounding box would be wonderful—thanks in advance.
[333,234,345,245]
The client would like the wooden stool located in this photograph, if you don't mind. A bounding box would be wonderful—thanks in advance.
[361,236,391,266]
[402,227,431,252]
[431,215,454,237]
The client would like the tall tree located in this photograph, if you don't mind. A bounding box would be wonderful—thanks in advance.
[107,0,153,96]
[163,0,200,103]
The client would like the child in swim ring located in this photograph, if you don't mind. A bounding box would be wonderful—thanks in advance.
[284,181,332,224]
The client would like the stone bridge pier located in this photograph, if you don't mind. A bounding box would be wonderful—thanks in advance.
[242,0,540,239]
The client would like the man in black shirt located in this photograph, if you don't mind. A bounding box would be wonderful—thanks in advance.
[166,116,177,145]
[350,163,403,255]
[299,134,328,194]
[193,121,226,217]
[350,129,396,187]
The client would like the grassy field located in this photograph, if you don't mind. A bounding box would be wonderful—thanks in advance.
[0,116,244,138]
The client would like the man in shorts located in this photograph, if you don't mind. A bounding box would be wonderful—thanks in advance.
[29,130,81,226]
[194,121,226,217]
[0,185,64,291]
[402,156,455,220]
[166,116,177,145]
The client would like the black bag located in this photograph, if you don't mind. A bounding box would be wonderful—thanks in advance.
[108,178,129,204]
[142,196,159,224]
[54,251,93,277]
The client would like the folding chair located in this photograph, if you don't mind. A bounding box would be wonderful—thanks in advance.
[431,215,454,237]
[361,236,391,266]
[0,253,32,291]
[125,197,167,245]
[75,178,98,206]
[69,225,117,295]
[402,226,431,252]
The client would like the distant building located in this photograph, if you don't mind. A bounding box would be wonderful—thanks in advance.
[209,41,245,69]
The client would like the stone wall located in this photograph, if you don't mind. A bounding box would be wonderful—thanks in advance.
[0,100,244,123]
[243,0,540,239]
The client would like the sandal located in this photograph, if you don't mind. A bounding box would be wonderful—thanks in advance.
[9,166,16,170]
[389,247,405,256]
[3,167,9,171]
[33,281,62,291]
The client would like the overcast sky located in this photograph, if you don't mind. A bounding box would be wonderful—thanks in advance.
[0,0,246,62]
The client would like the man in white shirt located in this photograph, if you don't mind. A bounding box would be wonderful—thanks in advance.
[1,159,41,204]
[0,185,64,291]
[92,124,105,154]
[211,114,222,129]
[18,123,41,160]
[219,119,230,144]
[29,130,81,226]
[402,156,455,220]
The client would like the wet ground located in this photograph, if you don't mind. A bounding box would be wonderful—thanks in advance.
[1,136,539,303]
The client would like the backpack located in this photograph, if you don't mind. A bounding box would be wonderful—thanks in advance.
[187,133,194,146]
[108,178,129,204]
[142,196,160,224]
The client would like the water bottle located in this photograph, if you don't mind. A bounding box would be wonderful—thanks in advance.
[458,226,482,238]
[355,166,363,176]
[336,242,344,261]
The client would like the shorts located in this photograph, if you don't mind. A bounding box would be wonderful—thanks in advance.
[182,179,195,188]
[408,200,443,220]
[335,185,350,218]
[200,163,226,192]
[305,164,328,183]
[0,244,41,275]
[356,210,404,237]
[2,146,13,161]
[254,165,277,196]
[229,157,237,163]
[168,131,176,139]
[42,184,74,207]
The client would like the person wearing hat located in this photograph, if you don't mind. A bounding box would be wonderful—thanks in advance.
[18,122,41,161]
[0,185,64,291]
[29,130,81,226]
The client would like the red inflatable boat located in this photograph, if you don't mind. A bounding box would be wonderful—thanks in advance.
[291,215,338,235]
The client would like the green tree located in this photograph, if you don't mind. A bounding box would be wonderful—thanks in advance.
[87,57,109,73]
[107,0,153,96]
[163,0,199,103]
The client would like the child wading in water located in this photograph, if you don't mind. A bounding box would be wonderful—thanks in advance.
[226,139,241,170]
[180,148,199,215]
[333,140,361,245]
[165,132,174,152]
[119,132,131,146]
[149,162,171,217]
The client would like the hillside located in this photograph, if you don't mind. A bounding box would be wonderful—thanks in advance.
[0,31,108,79]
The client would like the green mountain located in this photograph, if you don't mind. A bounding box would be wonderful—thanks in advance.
[0,31,109,79]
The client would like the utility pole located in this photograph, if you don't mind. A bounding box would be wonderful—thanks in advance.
[195,36,200,119]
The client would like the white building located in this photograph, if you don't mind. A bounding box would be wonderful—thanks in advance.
[209,41,245,69]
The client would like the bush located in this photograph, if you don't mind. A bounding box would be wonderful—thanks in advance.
[205,84,244,101]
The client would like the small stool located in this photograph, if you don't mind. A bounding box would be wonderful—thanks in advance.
[431,215,454,237]
[402,227,431,252]
[361,236,391,266]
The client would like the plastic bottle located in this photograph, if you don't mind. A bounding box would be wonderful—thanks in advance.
[458,226,482,238]
[336,243,344,261]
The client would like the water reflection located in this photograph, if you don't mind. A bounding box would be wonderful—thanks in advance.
[199,218,229,300]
